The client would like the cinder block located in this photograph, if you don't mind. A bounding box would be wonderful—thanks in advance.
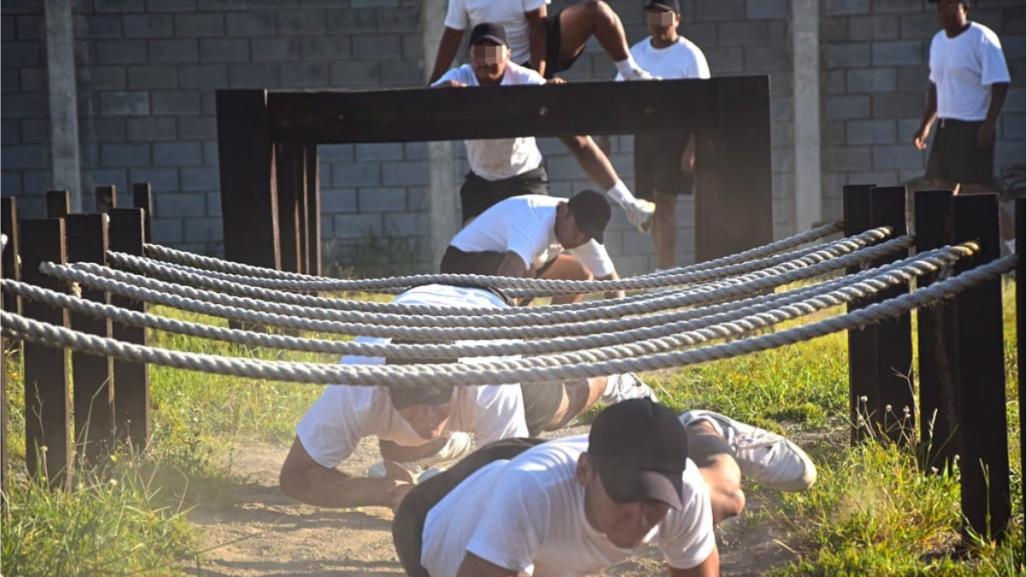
[145,0,198,11]
[174,13,224,37]
[871,0,922,13]
[703,47,744,72]
[226,12,276,37]
[899,13,937,38]
[1,119,20,145]
[157,192,206,218]
[1002,113,1025,139]
[718,21,768,47]
[126,117,177,141]
[695,0,745,21]
[821,17,849,43]
[154,142,203,166]
[180,166,219,191]
[352,35,402,60]
[178,64,228,89]
[332,162,380,187]
[825,95,870,119]
[326,8,377,33]
[82,168,128,195]
[301,36,351,61]
[229,63,278,88]
[277,10,326,36]
[184,218,223,243]
[83,65,128,90]
[96,40,148,64]
[17,67,46,92]
[205,191,221,217]
[1,66,19,92]
[384,212,425,236]
[871,92,923,118]
[100,91,150,116]
[127,65,178,90]
[178,115,216,140]
[331,61,380,86]
[1,144,46,169]
[896,65,928,91]
[871,40,923,66]
[381,161,427,186]
[0,41,43,67]
[872,145,924,170]
[78,15,123,39]
[825,0,869,15]
[358,187,406,212]
[846,67,897,92]
[846,119,896,145]
[151,90,202,115]
[148,38,199,63]
[280,62,329,87]
[321,188,357,213]
[745,44,789,72]
[406,187,428,211]
[319,144,353,161]
[129,167,179,193]
[251,37,303,61]
[402,32,422,60]
[16,119,45,144]
[824,43,870,68]
[356,143,404,162]
[332,213,383,239]
[14,14,42,39]
[123,14,174,38]
[747,0,788,19]
[200,38,250,63]
[101,142,151,167]
[202,141,218,165]
[848,15,899,40]
[380,60,421,86]
[824,146,872,171]
[150,218,183,244]
[377,7,419,32]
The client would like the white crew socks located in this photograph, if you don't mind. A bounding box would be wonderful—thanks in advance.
[614,56,642,78]
[605,180,635,207]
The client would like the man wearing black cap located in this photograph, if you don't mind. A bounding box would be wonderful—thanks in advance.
[432,22,656,234]
[440,191,624,304]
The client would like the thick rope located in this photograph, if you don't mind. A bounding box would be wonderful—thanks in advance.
[43,237,914,337]
[3,244,976,360]
[2,256,1013,387]
[111,227,891,295]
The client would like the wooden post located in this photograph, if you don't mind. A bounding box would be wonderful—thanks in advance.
[65,214,115,465]
[1017,197,1024,512]
[95,185,117,214]
[275,143,304,274]
[217,89,279,270]
[914,189,959,471]
[951,194,1009,541]
[1,218,7,497]
[45,189,70,219]
[107,209,150,449]
[132,182,153,244]
[20,218,71,488]
[843,183,875,444]
[2,196,21,324]
[305,145,321,276]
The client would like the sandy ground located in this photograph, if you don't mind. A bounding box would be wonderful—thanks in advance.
[185,427,799,577]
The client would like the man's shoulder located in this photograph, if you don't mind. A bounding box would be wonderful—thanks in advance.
[675,36,706,57]
[505,61,546,85]
[970,21,1002,45]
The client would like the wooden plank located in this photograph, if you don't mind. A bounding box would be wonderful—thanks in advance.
[2,197,21,318]
[694,76,773,261]
[951,194,1008,541]
[132,182,153,244]
[914,189,959,471]
[305,145,321,276]
[65,214,115,465]
[1017,197,1025,513]
[217,89,280,270]
[275,143,304,274]
[1,220,7,498]
[45,189,70,218]
[843,183,876,444]
[20,218,71,488]
[107,209,150,449]
[267,79,719,144]
[95,185,117,213]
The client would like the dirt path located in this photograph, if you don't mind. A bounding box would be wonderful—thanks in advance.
[186,429,798,577]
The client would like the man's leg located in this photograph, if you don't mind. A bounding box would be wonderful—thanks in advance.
[686,419,746,525]
[555,0,634,71]
[539,253,592,304]
[652,190,678,269]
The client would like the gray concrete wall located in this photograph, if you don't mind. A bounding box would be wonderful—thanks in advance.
[1,0,1023,276]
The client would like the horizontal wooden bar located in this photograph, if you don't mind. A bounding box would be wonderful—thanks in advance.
[266,78,722,144]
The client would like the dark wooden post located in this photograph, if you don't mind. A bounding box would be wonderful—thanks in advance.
[20,218,71,488]
[2,196,21,325]
[45,189,70,219]
[1,218,7,497]
[951,194,1009,541]
[694,76,773,262]
[304,145,321,276]
[131,182,153,244]
[843,183,875,443]
[217,89,280,270]
[107,209,150,449]
[914,189,960,471]
[1017,197,1024,511]
[276,143,304,273]
[65,214,115,465]
[95,185,117,214]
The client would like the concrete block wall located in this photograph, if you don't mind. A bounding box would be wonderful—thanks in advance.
[819,0,1025,219]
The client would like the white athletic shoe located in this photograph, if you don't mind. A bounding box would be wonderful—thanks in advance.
[622,197,656,234]
[601,373,658,404]
[679,409,817,492]
[410,432,473,469]
[622,66,660,81]
[367,461,422,479]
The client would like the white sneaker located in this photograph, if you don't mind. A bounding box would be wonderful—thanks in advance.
[410,432,473,469]
[367,461,422,479]
[622,66,660,81]
[623,197,655,234]
[601,373,658,404]
[679,409,817,492]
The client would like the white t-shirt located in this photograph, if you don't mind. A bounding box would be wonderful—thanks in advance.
[444,0,549,66]
[295,285,528,468]
[421,435,716,577]
[929,22,1010,121]
[618,36,710,81]
[432,63,546,181]
[449,195,616,278]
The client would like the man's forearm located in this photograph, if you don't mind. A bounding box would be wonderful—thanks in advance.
[559,135,618,190]
[985,82,1009,123]
[282,467,393,509]
[919,85,938,129]
[599,271,624,300]
[429,27,463,84]
[527,8,548,77]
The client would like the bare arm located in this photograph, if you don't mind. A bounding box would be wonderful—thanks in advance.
[456,552,519,577]
[913,84,938,150]
[558,134,619,190]
[526,6,548,77]
[429,27,465,84]
[668,547,720,577]
[597,270,625,300]
[978,82,1009,146]
[279,437,411,510]
[496,251,531,278]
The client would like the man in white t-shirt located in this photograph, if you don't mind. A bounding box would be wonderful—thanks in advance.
[603,0,710,271]
[440,191,623,305]
[279,284,656,511]
[392,399,817,577]
[432,22,656,233]
[913,0,1010,193]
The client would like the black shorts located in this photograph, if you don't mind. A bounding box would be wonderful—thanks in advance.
[520,8,583,79]
[520,382,566,437]
[439,246,558,278]
[925,118,995,186]
[460,166,549,223]
[392,437,546,577]
[634,130,694,199]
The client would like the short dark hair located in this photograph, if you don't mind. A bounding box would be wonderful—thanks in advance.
[386,339,457,409]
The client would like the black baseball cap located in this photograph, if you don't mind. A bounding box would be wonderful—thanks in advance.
[588,399,689,510]
[645,0,681,13]
[567,189,611,244]
[469,23,508,47]
[386,339,456,409]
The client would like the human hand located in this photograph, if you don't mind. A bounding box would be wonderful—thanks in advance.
[383,460,418,484]
[977,120,997,147]
[387,480,415,512]
[913,125,931,150]
[436,80,466,88]
[546,76,565,84]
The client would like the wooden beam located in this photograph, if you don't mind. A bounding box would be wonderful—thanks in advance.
[275,143,304,274]
[305,145,321,276]
[95,185,117,214]
[107,209,150,449]
[2,197,21,319]
[843,183,875,444]
[266,79,719,144]
[20,218,71,488]
[132,182,153,244]
[1,218,8,498]
[217,89,279,270]
[45,189,70,219]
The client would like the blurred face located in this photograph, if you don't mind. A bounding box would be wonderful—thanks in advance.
[645,7,679,39]
[396,402,452,440]
[470,41,509,85]
[935,0,967,30]
[576,454,671,549]
[554,203,591,249]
